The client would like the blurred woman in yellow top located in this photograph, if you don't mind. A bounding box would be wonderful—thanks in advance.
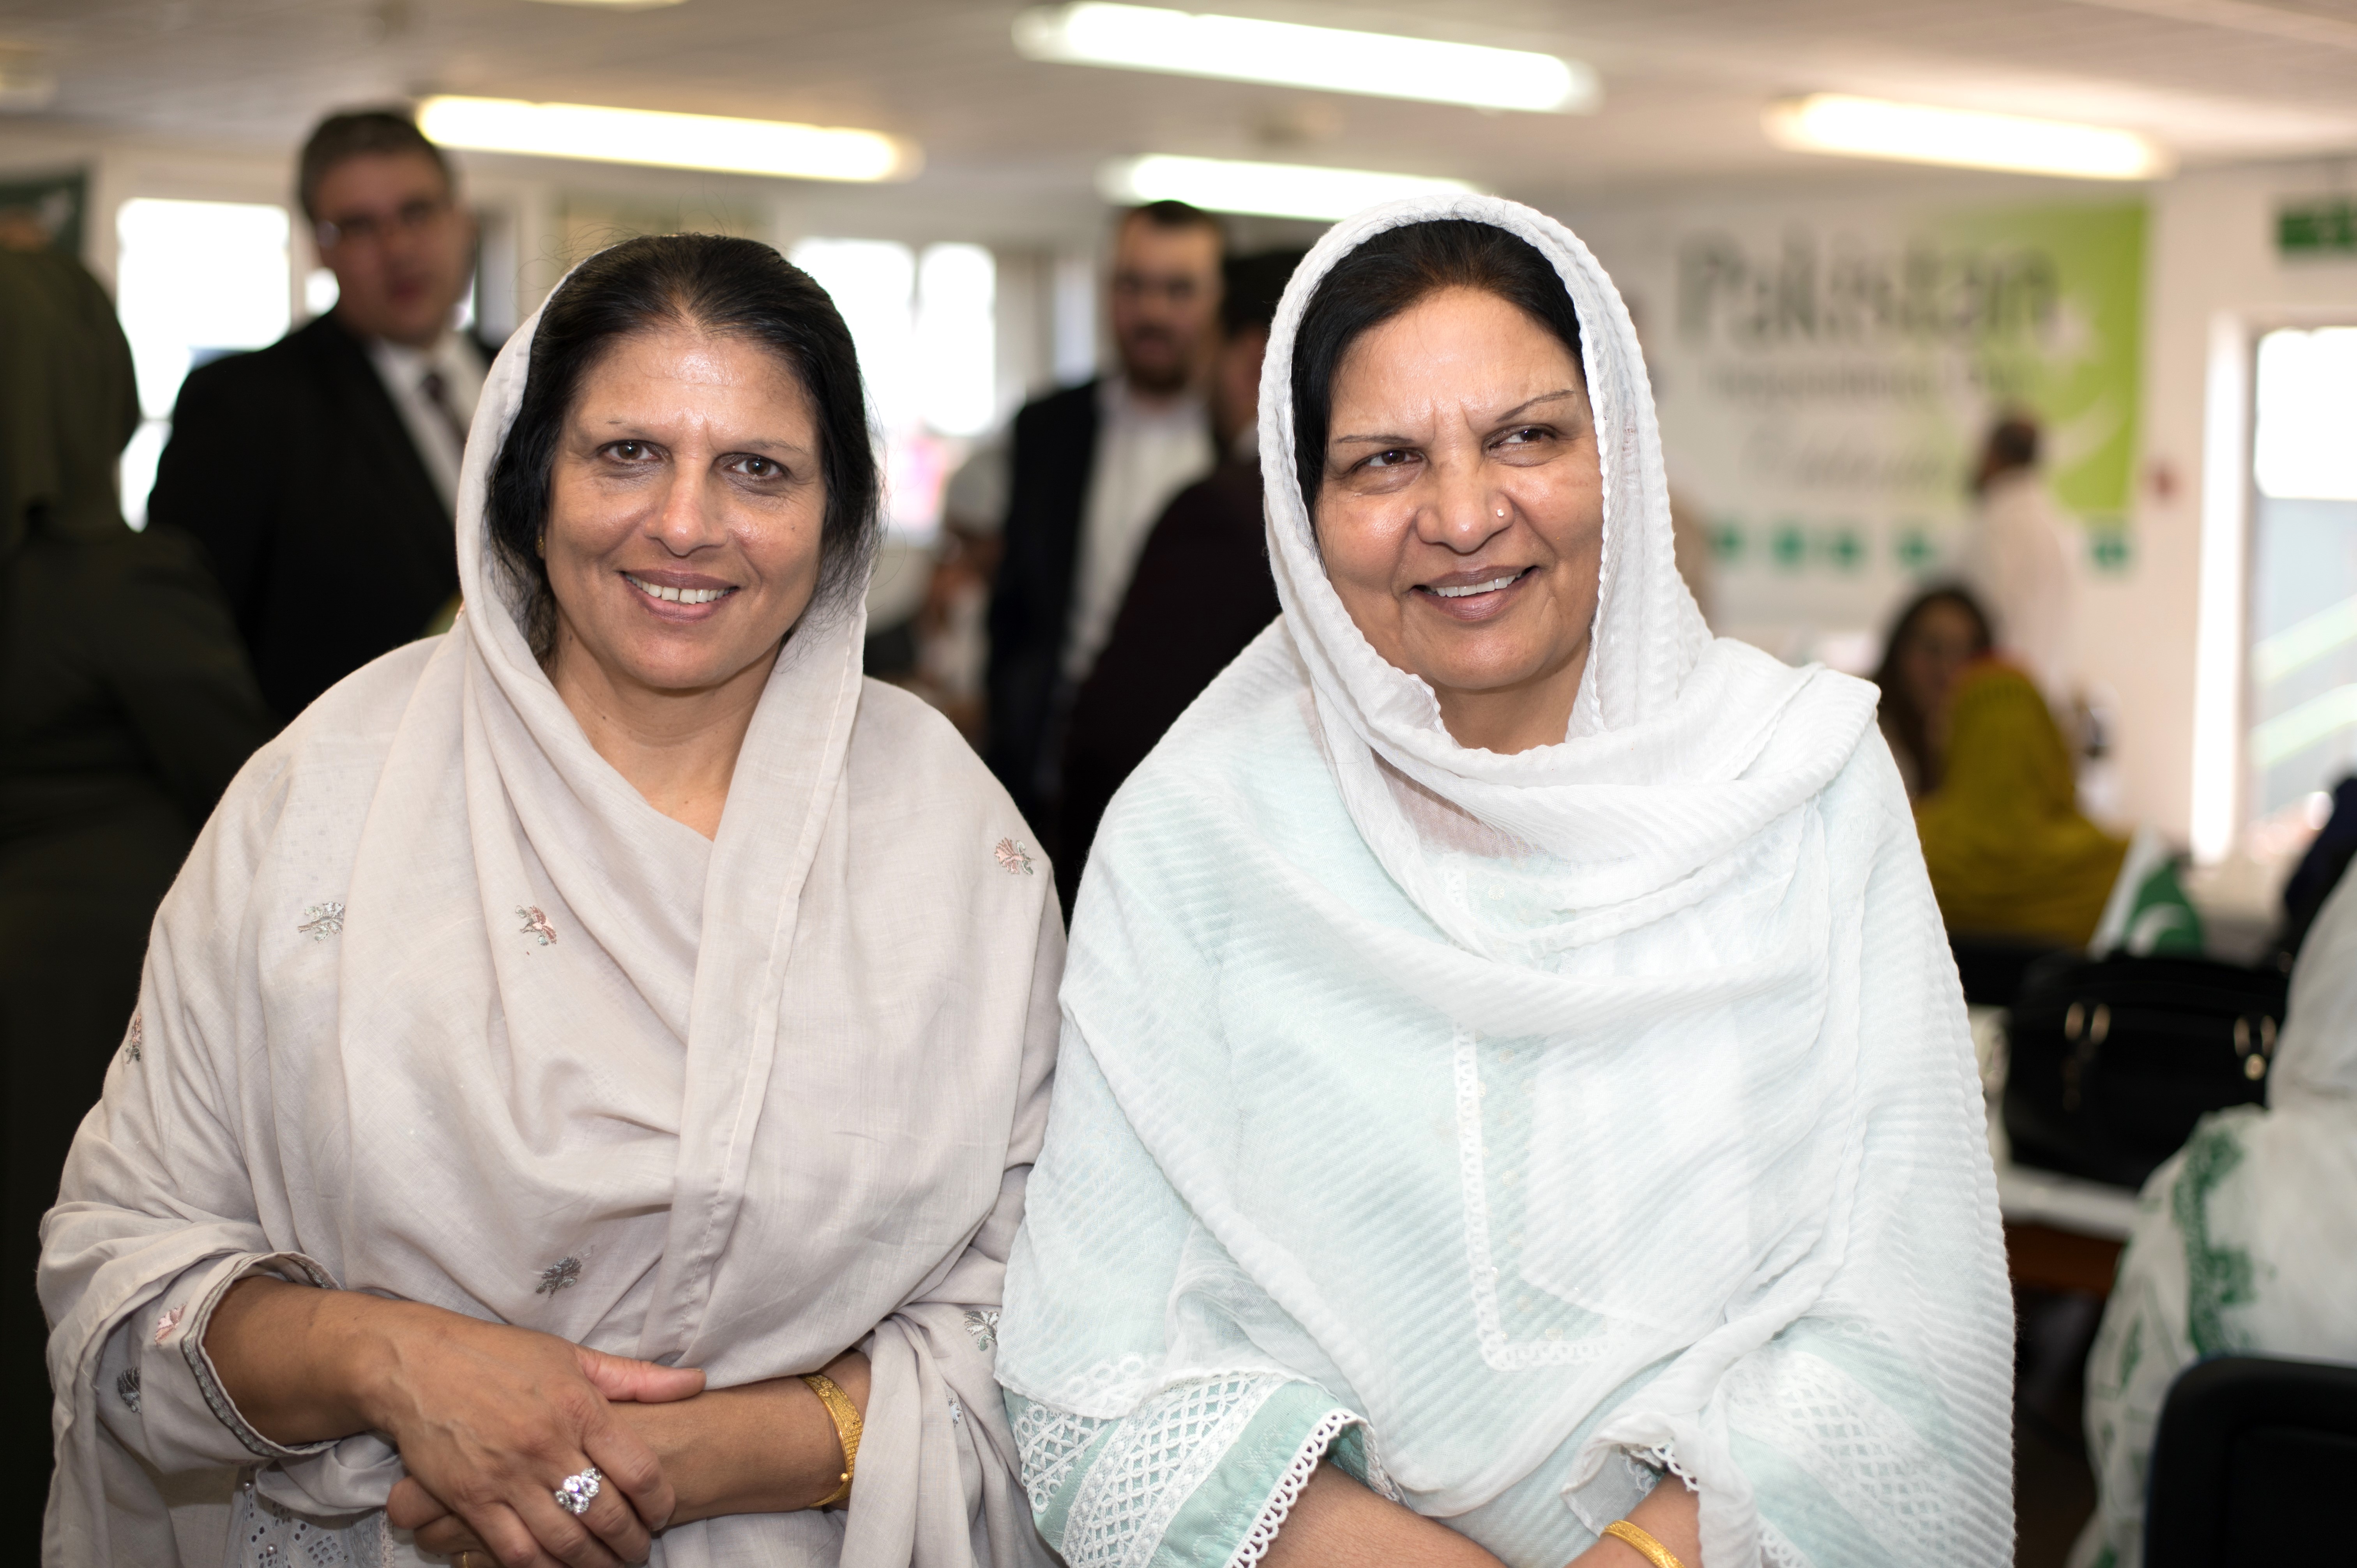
[1915,661,2124,946]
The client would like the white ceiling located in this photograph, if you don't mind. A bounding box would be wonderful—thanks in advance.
[7,0,2357,243]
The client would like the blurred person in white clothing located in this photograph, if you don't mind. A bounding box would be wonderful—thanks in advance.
[1959,413,2078,708]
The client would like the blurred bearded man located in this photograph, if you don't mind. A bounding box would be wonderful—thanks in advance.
[985,201,1223,847]
[146,107,491,719]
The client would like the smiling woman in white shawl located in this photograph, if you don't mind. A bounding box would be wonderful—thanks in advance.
[993,198,2014,1568]
[41,235,1060,1568]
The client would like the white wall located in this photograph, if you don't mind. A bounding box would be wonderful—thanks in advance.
[2123,158,2357,858]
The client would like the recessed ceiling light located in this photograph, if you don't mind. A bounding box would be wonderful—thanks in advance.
[1763,93,2172,180]
[1018,4,1597,115]
[415,96,918,182]
[1099,154,1478,221]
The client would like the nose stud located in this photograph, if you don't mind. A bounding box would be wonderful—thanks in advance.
[1495,507,1508,519]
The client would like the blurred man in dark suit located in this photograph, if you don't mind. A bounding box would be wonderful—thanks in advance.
[985,200,1223,845]
[147,108,490,719]
[1055,250,1299,912]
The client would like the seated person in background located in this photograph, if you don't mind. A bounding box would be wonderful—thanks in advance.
[1,246,276,1541]
[1917,661,2198,956]
[1055,248,1303,911]
[998,199,2012,1568]
[2069,869,2357,1568]
[1872,585,1991,800]
[41,235,1058,1567]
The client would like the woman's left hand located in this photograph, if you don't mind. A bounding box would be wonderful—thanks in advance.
[396,1351,871,1548]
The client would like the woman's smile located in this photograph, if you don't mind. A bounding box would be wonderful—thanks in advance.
[620,567,739,616]
[1415,564,1537,621]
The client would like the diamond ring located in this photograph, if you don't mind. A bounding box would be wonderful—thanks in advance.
[553,1466,603,1516]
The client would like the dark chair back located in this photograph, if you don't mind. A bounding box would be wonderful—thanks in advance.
[2145,1354,2357,1567]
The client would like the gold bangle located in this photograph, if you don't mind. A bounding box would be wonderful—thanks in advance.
[1602,1519,1687,1568]
[801,1372,864,1510]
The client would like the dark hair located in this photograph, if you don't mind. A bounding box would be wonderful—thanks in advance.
[1124,199,1223,239]
[1290,219,1584,517]
[1220,249,1304,337]
[298,109,453,219]
[485,233,881,657]
[1984,415,2040,471]
[1872,586,1994,793]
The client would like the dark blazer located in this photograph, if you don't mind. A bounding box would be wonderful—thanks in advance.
[1,528,276,1531]
[983,378,1100,833]
[1057,456,1276,912]
[146,313,492,719]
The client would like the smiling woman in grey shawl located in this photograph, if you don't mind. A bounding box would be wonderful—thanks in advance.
[40,235,1060,1568]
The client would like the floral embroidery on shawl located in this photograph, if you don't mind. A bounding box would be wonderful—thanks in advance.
[121,1011,142,1064]
[152,1304,183,1345]
[517,906,558,946]
[297,902,345,941]
[964,1307,1001,1351]
[536,1257,583,1294]
[993,839,1035,877]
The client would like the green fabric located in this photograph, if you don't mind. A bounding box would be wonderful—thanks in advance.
[1916,662,2128,946]
[1016,1383,1355,1568]
[0,248,141,556]
[2120,858,2204,956]
[1153,1383,1352,1568]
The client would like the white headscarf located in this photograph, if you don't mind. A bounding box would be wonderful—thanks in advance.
[43,244,1061,1568]
[998,196,2012,1568]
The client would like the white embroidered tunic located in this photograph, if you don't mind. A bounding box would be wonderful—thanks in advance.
[994,195,2015,1568]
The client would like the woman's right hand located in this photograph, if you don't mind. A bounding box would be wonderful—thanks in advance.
[205,1277,704,1568]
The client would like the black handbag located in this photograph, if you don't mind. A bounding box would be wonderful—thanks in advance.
[2001,952,2289,1190]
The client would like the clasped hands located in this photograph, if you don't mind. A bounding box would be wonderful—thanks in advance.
[206,1279,864,1568]
[377,1328,704,1568]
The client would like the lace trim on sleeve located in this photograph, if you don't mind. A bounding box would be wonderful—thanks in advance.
[1013,1395,1119,1517]
[1057,1375,1287,1568]
[1223,1405,1363,1568]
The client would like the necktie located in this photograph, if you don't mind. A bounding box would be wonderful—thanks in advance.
[419,368,470,451]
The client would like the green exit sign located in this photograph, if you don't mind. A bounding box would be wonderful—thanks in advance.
[2279,198,2357,258]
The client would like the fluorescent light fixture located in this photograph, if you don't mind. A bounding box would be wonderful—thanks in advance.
[1100,154,1476,221]
[1763,93,2172,180]
[415,96,917,182]
[1017,4,1597,114]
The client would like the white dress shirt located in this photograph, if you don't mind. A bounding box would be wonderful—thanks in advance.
[1959,468,2079,705]
[367,332,489,512]
[1062,376,1215,682]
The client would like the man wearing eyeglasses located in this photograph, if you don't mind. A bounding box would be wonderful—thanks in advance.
[146,108,490,719]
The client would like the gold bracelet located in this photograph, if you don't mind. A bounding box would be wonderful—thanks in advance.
[801,1372,864,1510]
[1602,1519,1688,1568]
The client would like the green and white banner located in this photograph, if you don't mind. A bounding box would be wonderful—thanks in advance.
[1578,198,2146,648]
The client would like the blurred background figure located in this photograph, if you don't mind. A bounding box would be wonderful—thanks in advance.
[905,440,1010,745]
[1960,413,2080,710]
[985,199,1223,851]
[2070,868,2357,1568]
[0,245,275,1536]
[145,108,489,720]
[1917,662,2197,954]
[2272,773,2357,968]
[1875,585,1995,801]
[1055,247,1302,911]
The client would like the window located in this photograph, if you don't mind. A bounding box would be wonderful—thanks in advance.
[788,238,996,539]
[114,198,292,526]
[2246,325,2357,843]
